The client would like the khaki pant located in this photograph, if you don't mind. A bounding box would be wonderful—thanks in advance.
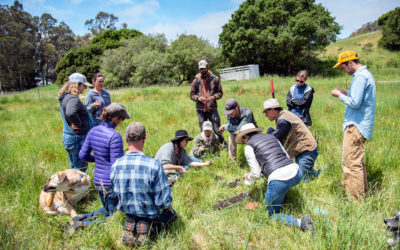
[228,134,237,161]
[342,125,368,200]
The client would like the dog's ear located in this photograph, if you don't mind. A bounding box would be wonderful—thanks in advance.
[57,172,66,183]
[45,193,54,207]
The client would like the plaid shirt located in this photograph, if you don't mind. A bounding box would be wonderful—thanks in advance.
[110,151,172,219]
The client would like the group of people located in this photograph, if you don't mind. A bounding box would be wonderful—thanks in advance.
[56,50,376,246]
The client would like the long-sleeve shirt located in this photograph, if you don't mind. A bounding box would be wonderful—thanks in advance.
[338,65,376,140]
[225,106,257,134]
[85,89,111,126]
[243,145,298,185]
[110,151,172,219]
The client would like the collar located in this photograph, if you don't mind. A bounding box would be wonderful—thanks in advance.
[353,65,367,77]
[101,120,117,129]
[125,151,145,156]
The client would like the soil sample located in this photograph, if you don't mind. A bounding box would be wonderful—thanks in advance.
[213,193,251,210]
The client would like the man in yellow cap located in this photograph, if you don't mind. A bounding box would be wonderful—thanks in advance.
[331,50,376,201]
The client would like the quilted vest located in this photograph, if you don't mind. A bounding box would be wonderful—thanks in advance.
[247,133,293,178]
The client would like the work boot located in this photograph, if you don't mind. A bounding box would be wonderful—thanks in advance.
[136,220,150,246]
[122,220,136,246]
[300,214,314,232]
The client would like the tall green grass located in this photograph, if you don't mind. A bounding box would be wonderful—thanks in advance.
[1,31,400,248]
[1,68,399,248]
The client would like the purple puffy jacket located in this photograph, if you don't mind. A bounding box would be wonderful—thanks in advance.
[79,120,124,186]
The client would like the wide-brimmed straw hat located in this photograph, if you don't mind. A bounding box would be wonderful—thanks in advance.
[171,130,193,142]
[235,123,264,144]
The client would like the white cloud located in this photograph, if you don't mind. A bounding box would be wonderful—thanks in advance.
[143,11,232,45]
[122,0,160,18]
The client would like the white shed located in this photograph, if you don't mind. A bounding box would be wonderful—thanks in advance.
[220,64,260,81]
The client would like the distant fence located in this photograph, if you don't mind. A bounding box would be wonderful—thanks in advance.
[220,64,260,81]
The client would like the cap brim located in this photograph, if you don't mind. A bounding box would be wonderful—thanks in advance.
[224,109,235,115]
[235,127,264,144]
[83,82,93,87]
[332,62,342,69]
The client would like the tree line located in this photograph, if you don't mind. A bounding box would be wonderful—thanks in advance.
[1,0,399,92]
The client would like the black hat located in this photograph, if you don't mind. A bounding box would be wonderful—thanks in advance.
[171,130,193,142]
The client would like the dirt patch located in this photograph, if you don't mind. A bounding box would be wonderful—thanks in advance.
[213,193,252,210]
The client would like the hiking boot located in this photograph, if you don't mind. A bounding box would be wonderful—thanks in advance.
[62,220,84,236]
[122,230,137,246]
[136,233,149,247]
[300,214,314,232]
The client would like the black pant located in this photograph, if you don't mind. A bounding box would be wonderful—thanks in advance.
[196,110,225,144]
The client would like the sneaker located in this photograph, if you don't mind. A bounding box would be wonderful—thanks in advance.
[62,220,84,236]
[300,214,314,232]
[122,230,137,246]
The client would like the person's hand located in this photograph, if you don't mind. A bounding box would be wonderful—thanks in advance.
[336,88,348,95]
[206,161,215,166]
[93,101,101,108]
[206,96,214,102]
[198,146,205,152]
[331,89,341,98]
[198,96,206,102]
[71,123,80,130]
[219,125,225,133]
[242,173,249,180]
[179,167,187,174]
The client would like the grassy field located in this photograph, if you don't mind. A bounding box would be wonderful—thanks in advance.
[1,33,400,249]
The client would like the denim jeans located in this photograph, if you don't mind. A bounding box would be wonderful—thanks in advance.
[77,185,118,227]
[265,168,303,227]
[62,133,88,172]
[125,207,177,234]
[295,146,319,181]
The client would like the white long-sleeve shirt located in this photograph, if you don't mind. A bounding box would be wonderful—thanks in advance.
[243,145,299,185]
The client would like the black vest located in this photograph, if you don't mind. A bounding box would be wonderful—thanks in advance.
[247,133,293,178]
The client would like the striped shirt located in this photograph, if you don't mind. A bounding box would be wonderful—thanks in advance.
[110,151,172,219]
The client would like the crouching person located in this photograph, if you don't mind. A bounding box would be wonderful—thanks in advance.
[110,122,177,247]
[237,123,314,232]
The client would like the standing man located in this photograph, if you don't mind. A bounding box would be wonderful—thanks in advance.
[190,60,225,146]
[331,50,376,201]
[219,98,257,161]
[263,99,320,182]
[110,122,177,247]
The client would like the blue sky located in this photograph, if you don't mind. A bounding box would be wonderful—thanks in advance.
[3,0,399,45]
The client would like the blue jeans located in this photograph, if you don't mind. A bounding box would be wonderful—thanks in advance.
[265,168,303,227]
[77,185,118,227]
[62,133,88,172]
[295,147,319,181]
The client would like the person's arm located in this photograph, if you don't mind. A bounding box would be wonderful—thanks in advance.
[242,145,261,185]
[189,161,214,168]
[211,76,223,100]
[290,87,314,108]
[153,163,173,210]
[109,133,124,166]
[190,78,202,102]
[65,97,82,128]
[79,135,95,162]
[162,164,187,173]
[286,88,294,109]
[190,136,203,158]
[85,91,96,113]
[338,76,367,109]
[271,119,291,142]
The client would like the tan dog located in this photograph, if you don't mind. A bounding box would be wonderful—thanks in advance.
[39,169,90,218]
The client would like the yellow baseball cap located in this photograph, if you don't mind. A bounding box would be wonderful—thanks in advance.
[332,50,359,68]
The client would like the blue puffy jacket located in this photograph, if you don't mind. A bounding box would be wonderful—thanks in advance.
[79,120,124,186]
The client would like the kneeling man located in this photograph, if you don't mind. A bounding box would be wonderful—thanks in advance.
[111,122,177,247]
[237,123,313,232]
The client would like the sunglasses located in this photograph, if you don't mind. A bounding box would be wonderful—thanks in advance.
[295,79,305,84]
